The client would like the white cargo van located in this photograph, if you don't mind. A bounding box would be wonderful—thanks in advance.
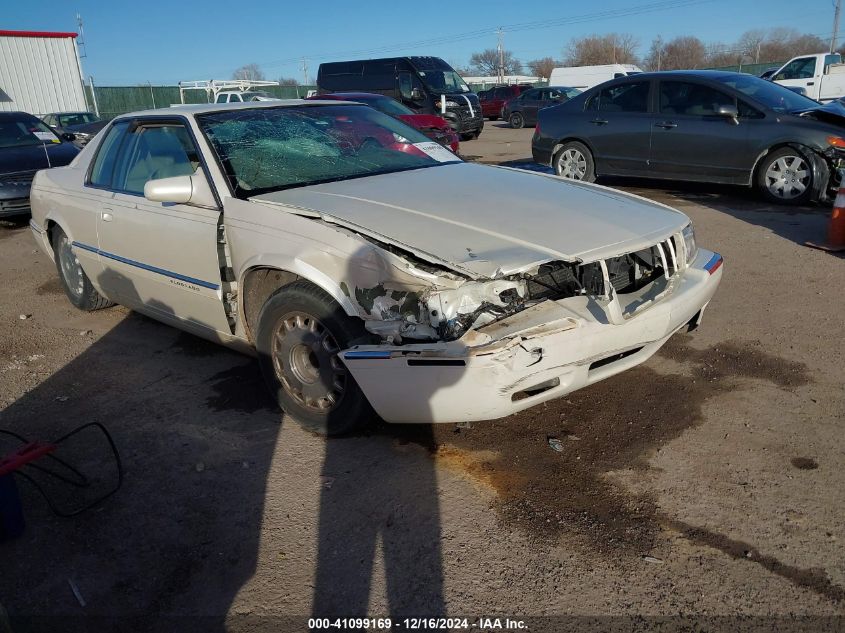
[548,64,643,91]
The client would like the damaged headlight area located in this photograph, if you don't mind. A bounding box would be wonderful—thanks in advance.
[356,237,684,344]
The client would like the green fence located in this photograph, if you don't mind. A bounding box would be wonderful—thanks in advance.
[86,84,318,120]
[703,61,784,76]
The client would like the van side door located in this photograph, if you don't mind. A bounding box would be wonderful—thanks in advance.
[91,118,231,334]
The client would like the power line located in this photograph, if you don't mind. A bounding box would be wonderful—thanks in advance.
[203,0,715,76]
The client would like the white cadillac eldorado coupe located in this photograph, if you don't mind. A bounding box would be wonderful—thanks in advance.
[30,101,723,434]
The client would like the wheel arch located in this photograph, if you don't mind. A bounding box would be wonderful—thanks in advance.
[750,142,831,202]
[239,260,360,345]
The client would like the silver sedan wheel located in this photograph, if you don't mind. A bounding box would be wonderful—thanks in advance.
[764,154,810,200]
[556,148,588,180]
[271,311,346,413]
[57,233,84,299]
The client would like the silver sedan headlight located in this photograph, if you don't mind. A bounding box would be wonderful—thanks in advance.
[682,223,697,264]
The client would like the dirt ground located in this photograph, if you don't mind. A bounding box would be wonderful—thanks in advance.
[1,123,844,632]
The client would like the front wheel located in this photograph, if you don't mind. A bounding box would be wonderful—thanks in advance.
[52,227,113,311]
[757,147,813,205]
[553,141,596,182]
[509,112,524,129]
[256,281,373,436]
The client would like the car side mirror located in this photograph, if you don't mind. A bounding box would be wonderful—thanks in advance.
[410,87,422,100]
[716,104,739,123]
[61,132,76,142]
[143,170,217,208]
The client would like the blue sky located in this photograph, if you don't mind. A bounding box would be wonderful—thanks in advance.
[4,0,841,84]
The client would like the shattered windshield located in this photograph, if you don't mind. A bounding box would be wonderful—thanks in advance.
[197,105,460,197]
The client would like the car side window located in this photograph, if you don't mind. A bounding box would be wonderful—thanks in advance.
[43,115,55,127]
[776,57,817,80]
[110,124,200,196]
[215,93,227,103]
[659,81,734,116]
[89,121,130,188]
[521,89,538,101]
[589,81,649,112]
[737,99,764,119]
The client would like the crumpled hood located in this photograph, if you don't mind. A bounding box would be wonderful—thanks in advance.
[795,100,845,126]
[251,163,689,278]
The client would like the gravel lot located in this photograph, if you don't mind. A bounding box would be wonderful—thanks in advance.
[1,123,843,632]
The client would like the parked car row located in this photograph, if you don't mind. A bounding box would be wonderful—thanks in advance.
[531,70,845,204]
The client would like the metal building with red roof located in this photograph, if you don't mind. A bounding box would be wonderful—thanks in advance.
[0,29,89,116]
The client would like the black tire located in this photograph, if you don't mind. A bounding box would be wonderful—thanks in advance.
[757,147,813,205]
[52,227,113,311]
[460,130,480,141]
[553,141,596,183]
[488,115,499,121]
[509,112,525,129]
[256,281,373,436]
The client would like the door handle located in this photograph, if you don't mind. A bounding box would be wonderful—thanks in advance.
[101,212,113,222]
[655,121,678,129]
[590,118,609,125]
[807,81,815,86]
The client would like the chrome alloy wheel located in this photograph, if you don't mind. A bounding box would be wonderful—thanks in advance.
[57,233,85,298]
[271,311,346,412]
[764,154,810,200]
[556,148,588,180]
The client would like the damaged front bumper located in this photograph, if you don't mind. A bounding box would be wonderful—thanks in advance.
[341,248,723,424]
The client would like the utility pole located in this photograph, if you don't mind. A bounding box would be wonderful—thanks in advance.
[832,0,842,53]
[76,14,87,58]
[496,27,505,84]
[300,58,309,86]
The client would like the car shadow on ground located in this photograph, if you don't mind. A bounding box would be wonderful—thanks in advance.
[0,270,450,632]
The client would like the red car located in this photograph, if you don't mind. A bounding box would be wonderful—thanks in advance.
[309,92,459,153]
[478,84,532,120]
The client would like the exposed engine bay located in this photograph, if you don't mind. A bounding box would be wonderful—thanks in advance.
[357,236,682,344]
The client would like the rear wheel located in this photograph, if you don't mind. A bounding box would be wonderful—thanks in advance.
[509,112,525,129]
[52,227,113,311]
[553,141,595,183]
[256,281,373,436]
[757,147,813,205]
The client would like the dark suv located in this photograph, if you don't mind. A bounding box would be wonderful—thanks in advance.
[503,86,581,128]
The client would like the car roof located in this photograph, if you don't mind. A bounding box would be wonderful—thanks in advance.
[317,92,386,100]
[0,111,39,120]
[114,99,363,120]
[606,70,743,82]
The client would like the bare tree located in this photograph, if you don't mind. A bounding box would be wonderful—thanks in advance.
[469,49,522,75]
[642,36,665,71]
[564,33,639,66]
[738,28,826,64]
[278,77,299,86]
[705,43,742,68]
[527,57,557,79]
[233,63,265,81]
[661,36,708,70]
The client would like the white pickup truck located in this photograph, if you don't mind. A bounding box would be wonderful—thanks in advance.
[771,53,845,102]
